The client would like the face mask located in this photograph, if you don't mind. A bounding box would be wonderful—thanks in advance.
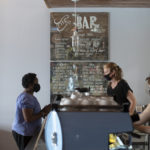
[104,73,112,81]
[33,83,40,92]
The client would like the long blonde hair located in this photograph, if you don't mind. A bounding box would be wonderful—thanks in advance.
[104,62,123,80]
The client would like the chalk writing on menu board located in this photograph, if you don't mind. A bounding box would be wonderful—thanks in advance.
[50,12,109,60]
[51,62,108,96]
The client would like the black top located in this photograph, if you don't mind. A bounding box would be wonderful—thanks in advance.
[107,79,133,106]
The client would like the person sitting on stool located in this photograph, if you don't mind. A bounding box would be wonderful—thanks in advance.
[133,76,150,134]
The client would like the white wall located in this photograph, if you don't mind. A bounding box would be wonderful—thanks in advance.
[0,0,50,149]
[0,0,150,149]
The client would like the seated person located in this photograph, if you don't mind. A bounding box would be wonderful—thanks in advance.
[133,76,150,134]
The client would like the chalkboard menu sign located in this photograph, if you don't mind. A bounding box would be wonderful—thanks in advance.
[50,12,109,60]
[50,62,108,96]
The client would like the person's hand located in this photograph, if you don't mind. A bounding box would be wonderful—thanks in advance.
[41,104,52,117]
[43,104,51,113]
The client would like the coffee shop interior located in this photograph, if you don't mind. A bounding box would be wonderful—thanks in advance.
[0,0,150,150]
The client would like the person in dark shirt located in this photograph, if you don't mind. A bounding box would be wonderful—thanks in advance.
[103,62,136,115]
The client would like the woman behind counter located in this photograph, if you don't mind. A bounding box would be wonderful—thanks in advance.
[12,73,51,150]
[103,62,136,115]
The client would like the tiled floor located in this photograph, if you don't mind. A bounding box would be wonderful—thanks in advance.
[132,131,149,150]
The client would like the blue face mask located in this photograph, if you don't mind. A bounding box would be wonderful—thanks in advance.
[104,73,112,81]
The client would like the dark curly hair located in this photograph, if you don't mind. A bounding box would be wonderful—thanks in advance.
[22,73,37,88]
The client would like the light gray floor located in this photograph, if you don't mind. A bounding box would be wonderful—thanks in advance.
[25,132,47,150]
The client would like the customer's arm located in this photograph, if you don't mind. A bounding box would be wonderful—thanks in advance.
[22,104,51,122]
[134,104,150,125]
[134,125,150,134]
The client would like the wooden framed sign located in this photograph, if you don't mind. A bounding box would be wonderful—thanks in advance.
[50,12,109,61]
[50,62,108,96]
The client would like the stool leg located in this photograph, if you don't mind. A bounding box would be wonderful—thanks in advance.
[148,135,150,150]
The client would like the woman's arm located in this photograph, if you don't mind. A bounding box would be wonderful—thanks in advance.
[22,104,51,122]
[133,104,150,134]
[22,108,43,122]
[134,125,150,134]
[127,90,136,115]
[134,104,150,125]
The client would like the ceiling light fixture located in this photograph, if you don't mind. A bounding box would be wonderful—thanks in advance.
[71,0,80,56]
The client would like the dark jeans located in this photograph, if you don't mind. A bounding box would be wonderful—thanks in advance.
[12,130,32,150]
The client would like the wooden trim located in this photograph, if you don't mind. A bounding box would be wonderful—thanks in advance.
[44,0,150,8]
[52,104,123,112]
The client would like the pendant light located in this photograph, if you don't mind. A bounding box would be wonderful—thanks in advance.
[71,0,80,55]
